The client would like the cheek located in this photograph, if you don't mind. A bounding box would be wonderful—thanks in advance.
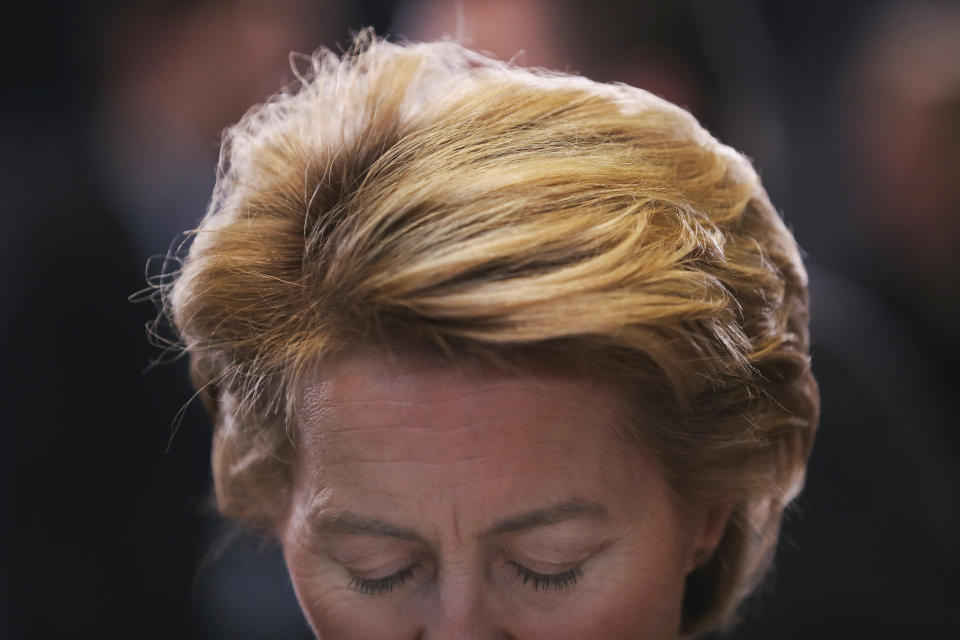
[584,558,686,639]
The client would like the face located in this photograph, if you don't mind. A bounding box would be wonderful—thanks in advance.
[281,350,727,639]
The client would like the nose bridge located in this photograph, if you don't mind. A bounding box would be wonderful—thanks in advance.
[421,560,501,640]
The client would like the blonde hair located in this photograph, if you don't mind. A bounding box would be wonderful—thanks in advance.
[165,33,818,636]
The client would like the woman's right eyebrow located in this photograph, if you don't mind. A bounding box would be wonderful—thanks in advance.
[311,511,428,543]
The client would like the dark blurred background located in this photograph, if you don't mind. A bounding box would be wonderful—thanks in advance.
[1,0,957,638]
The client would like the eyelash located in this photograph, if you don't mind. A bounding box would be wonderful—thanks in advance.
[349,565,417,596]
[348,561,586,596]
[510,562,584,592]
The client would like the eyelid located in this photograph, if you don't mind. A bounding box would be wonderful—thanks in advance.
[349,563,418,596]
[508,552,584,574]
[509,561,584,592]
[502,537,602,569]
[326,536,423,576]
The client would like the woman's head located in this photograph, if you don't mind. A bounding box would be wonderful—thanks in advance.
[165,33,818,637]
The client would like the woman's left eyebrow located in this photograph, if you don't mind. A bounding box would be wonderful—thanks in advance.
[483,497,611,538]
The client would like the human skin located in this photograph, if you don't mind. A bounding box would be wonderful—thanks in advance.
[280,350,730,639]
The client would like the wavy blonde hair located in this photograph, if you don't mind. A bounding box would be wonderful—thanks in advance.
[165,33,818,636]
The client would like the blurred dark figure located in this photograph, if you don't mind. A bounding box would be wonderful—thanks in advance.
[0,1,371,637]
[749,4,960,637]
[842,1,960,376]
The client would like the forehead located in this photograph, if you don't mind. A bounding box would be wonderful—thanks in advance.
[291,351,660,517]
[295,349,634,451]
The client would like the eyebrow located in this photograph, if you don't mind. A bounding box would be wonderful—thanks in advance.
[311,511,429,544]
[310,497,611,543]
[485,497,611,537]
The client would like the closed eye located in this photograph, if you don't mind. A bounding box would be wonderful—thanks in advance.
[510,561,584,592]
[349,564,417,596]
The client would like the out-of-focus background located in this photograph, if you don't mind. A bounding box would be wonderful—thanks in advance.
[1,1,957,638]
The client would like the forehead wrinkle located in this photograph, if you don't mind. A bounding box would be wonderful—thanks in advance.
[294,351,639,437]
[298,403,638,484]
[302,350,621,404]
[304,381,630,431]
